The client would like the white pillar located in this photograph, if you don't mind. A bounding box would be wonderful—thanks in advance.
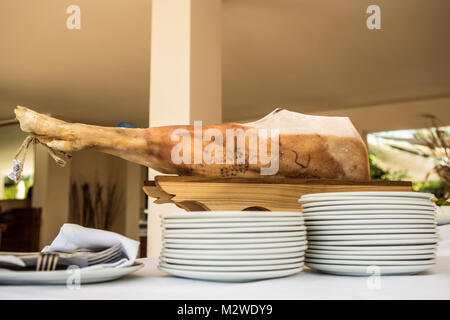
[147,0,222,257]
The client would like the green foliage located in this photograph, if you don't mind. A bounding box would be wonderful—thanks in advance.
[369,153,448,204]
[369,154,409,181]
[435,199,450,206]
[3,183,18,199]
[412,180,447,199]
[3,175,34,200]
[369,154,390,180]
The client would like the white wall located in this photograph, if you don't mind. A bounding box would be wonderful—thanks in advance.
[32,144,71,248]
[124,161,142,241]
[70,150,142,239]
[30,147,143,249]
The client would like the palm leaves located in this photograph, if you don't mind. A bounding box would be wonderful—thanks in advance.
[414,115,449,198]
[69,180,120,230]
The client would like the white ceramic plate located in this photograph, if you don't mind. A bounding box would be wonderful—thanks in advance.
[160,256,305,266]
[163,221,303,229]
[307,244,438,251]
[300,196,434,203]
[161,211,302,219]
[307,234,438,241]
[302,199,435,208]
[163,217,304,223]
[305,258,435,266]
[303,205,436,213]
[306,224,436,230]
[163,245,308,255]
[162,248,308,260]
[304,214,434,220]
[159,262,304,272]
[438,218,450,226]
[163,246,306,255]
[163,236,306,244]
[305,219,436,226]
[306,262,434,276]
[159,265,303,282]
[300,192,434,200]
[307,238,438,246]
[163,231,307,239]
[307,248,436,255]
[160,250,305,265]
[163,226,306,234]
[163,240,307,249]
[305,252,435,260]
[303,209,435,216]
[307,228,437,235]
[0,262,144,285]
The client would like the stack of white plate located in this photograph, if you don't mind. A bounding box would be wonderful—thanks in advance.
[299,191,439,276]
[159,211,307,282]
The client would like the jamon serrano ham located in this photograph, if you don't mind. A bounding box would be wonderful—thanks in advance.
[14,106,369,180]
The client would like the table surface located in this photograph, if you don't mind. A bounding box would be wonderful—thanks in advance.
[2,225,450,300]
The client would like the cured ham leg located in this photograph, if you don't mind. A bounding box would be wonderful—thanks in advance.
[14,106,370,180]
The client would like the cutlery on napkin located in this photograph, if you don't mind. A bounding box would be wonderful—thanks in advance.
[0,224,140,271]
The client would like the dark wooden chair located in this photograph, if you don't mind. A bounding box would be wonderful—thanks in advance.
[139,236,147,258]
[0,208,41,252]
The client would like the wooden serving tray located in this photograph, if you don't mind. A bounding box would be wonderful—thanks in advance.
[143,176,412,212]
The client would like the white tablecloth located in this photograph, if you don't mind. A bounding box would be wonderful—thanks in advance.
[2,225,450,300]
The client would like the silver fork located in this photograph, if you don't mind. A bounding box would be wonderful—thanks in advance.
[36,253,59,271]
[22,244,123,271]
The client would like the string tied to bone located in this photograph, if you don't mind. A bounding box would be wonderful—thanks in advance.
[8,135,71,183]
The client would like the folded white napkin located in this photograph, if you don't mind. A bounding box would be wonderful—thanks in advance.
[42,224,140,269]
[437,225,450,256]
[437,206,450,225]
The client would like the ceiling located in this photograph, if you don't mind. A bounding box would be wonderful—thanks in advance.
[1,0,449,130]
[222,0,450,122]
[0,0,151,127]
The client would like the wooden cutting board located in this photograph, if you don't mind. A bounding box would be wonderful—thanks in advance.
[143,176,412,212]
